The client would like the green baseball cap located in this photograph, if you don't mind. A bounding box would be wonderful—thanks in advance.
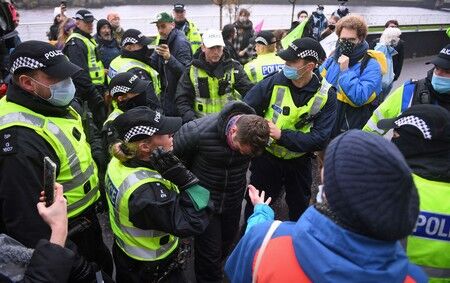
[151,12,174,23]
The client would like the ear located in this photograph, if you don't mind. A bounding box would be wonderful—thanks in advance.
[18,75,35,93]
[201,44,206,53]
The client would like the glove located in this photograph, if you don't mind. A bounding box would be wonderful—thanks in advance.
[150,147,199,190]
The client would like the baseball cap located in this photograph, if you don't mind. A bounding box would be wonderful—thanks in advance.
[9,40,81,79]
[254,31,276,46]
[73,9,96,23]
[173,3,185,12]
[277,37,326,62]
[113,106,182,142]
[426,44,450,69]
[121,29,152,47]
[109,72,149,98]
[151,12,174,24]
[317,5,324,10]
[202,29,225,48]
[377,104,450,142]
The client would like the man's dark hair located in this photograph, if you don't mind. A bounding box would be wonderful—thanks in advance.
[235,114,270,156]
[222,24,235,41]
[297,10,308,18]
[384,19,399,28]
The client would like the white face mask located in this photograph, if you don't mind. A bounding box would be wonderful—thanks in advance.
[29,77,76,107]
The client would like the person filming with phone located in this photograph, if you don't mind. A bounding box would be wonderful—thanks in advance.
[0,41,113,276]
[105,106,212,282]
[150,12,192,116]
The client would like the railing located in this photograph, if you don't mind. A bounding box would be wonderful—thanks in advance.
[16,13,450,42]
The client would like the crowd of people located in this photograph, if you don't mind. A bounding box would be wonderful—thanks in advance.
[0,0,449,282]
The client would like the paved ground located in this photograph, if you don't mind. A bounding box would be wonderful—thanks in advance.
[98,55,434,282]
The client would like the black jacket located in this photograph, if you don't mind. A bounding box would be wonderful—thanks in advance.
[175,51,254,123]
[0,234,112,283]
[63,28,106,128]
[173,101,255,213]
[119,159,211,238]
[150,28,192,116]
[244,71,337,153]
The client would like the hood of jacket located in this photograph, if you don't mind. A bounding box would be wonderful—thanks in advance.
[293,207,419,282]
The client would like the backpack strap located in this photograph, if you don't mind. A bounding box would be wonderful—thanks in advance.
[252,220,282,283]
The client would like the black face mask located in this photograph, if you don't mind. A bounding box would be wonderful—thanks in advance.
[117,92,147,111]
[338,39,356,56]
[122,46,151,63]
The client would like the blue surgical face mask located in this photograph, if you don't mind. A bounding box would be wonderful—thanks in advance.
[431,73,450,94]
[283,64,309,81]
[30,77,76,107]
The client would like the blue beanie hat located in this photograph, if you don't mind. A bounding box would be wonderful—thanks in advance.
[323,130,419,241]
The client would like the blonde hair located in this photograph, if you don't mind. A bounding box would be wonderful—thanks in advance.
[110,141,140,162]
[380,27,401,45]
[336,14,368,41]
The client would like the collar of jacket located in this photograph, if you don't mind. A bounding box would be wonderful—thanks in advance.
[216,101,256,140]
[5,83,69,117]
[192,50,233,78]
[124,158,157,171]
[407,153,450,183]
[234,20,253,30]
[73,27,93,39]
[293,206,411,282]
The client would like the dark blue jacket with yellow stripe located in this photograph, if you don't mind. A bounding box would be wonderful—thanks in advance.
[319,55,382,137]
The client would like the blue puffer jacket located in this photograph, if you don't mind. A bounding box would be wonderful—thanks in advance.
[225,206,428,283]
[319,54,382,137]
[150,28,192,116]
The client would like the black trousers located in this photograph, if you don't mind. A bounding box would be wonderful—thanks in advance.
[195,207,242,283]
[69,207,114,276]
[245,152,312,222]
[113,242,185,283]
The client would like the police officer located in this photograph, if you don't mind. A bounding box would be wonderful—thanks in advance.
[106,106,211,283]
[102,72,157,154]
[364,43,450,134]
[108,28,161,107]
[64,9,106,129]
[244,31,285,84]
[0,41,113,275]
[175,29,253,123]
[377,104,450,282]
[244,38,336,222]
[173,3,202,54]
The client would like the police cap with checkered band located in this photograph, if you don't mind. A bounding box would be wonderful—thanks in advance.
[113,106,182,142]
[109,72,149,98]
[378,104,450,143]
[277,37,326,62]
[9,40,82,79]
[426,44,450,70]
[121,29,152,47]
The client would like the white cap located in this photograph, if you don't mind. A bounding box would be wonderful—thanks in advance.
[202,29,225,48]
[54,7,61,17]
